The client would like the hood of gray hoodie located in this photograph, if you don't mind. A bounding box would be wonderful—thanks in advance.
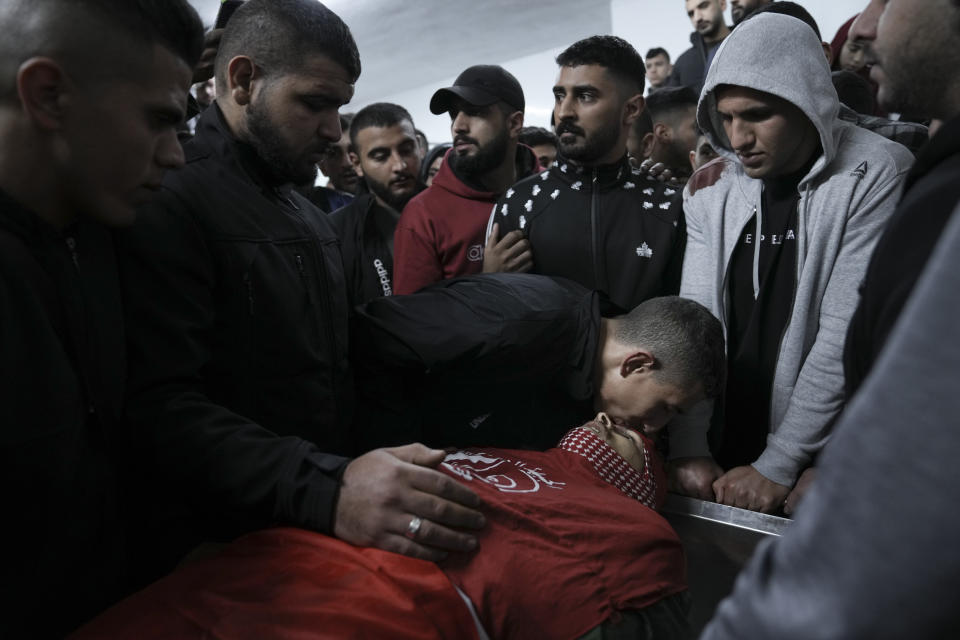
[697,13,840,185]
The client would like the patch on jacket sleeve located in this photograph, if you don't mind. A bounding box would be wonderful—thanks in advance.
[687,159,727,196]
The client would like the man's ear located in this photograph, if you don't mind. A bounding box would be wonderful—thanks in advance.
[508,109,524,137]
[17,57,68,131]
[640,131,656,159]
[226,55,259,107]
[623,94,645,127]
[822,42,833,65]
[689,149,697,172]
[620,349,656,379]
[654,122,672,143]
[349,150,363,176]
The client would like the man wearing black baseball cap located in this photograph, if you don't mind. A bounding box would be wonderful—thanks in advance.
[393,65,540,294]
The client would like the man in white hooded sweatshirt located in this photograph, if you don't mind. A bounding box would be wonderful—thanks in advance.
[668,12,914,513]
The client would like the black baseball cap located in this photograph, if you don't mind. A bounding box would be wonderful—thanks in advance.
[429,65,525,115]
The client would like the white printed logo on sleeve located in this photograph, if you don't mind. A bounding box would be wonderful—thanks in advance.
[442,451,566,494]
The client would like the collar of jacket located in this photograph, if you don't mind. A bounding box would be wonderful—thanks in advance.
[437,144,541,200]
[551,152,632,191]
[0,187,65,245]
[191,102,299,197]
[906,114,960,191]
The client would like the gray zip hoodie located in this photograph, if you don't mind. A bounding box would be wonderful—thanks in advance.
[673,13,914,486]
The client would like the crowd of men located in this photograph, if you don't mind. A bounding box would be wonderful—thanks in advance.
[2,0,958,637]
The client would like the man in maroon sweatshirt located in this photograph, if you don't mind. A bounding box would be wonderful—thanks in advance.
[393,65,540,294]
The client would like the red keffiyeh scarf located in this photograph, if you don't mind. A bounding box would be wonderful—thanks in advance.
[558,425,657,508]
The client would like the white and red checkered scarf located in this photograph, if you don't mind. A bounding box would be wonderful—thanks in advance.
[558,424,657,509]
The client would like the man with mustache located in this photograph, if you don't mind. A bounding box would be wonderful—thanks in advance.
[670,13,912,514]
[392,65,540,294]
[330,103,423,305]
[119,0,485,583]
[665,0,732,93]
[492,36,684,312]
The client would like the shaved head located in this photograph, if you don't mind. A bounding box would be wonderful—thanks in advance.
[0,0,203,101]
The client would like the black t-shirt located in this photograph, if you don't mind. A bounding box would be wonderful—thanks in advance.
[719,169,806,469]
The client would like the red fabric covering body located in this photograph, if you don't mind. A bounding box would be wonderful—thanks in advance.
[74,436,682,639]
[72,528,479,640]
[439,438,685,640]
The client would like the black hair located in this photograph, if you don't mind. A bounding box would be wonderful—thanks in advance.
[420,143,451,184]
[517,126,558,149]
[745,1,822,40]
[612,296,726,399]
[349,103,414,148]
[556,35,646,94]
[831,70,876,115]
[96,0,204,68]
[646,86,698,123]
[631,105,654,139]
[0,0,204,98]
[215,0,361,89]
[645,47,671,63]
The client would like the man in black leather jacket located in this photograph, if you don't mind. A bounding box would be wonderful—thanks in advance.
[120,0,484,582]
[0,1,203,635]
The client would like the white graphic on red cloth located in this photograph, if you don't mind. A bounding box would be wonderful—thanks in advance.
[557,426,657,508]
[442,452,566,494]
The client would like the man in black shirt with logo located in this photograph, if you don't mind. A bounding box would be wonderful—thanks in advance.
[330,103,423,305]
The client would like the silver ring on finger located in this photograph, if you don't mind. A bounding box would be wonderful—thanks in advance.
[405,516,423,540]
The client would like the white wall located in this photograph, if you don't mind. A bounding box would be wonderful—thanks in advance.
[356,0,868,146]
[187,0,869,152]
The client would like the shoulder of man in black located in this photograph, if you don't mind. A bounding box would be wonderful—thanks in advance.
[116,107,354,580]
[0,197,127,635]
[352,273,601,451]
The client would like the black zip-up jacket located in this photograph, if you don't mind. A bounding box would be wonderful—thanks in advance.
[119,105,354,576]
[844,114,960,395]
[330,185,423,306]
[351,273,602,453]
[492,154,685,310]
[665,31,719,94]
[0,192,127,637]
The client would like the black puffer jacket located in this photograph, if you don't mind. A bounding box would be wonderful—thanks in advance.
[665,31,713,94]
[0,191,127,637]
[492,154,685,310]
[351,273,602,452]
[119,105,354,575]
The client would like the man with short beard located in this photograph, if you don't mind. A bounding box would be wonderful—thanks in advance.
[330,103,423,305]
[646,86,700,183]
[666,0,732,93]
[843,0,960,396]
[730,0,771,25]
[392,65,539,294]
[119,0,485,583]
[493,36,685,311]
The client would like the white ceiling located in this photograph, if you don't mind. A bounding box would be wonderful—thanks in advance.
[189,0,611,107]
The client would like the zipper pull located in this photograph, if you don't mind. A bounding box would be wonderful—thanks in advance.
[243,272,254,315]
[295,254,313,306]
[65,237,79,269]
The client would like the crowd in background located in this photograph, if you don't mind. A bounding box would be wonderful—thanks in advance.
[2,0,959,637]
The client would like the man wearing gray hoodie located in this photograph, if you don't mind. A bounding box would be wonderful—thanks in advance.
[669,13,914,513]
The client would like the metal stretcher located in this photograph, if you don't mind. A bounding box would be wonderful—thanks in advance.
[662,494,791,635]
